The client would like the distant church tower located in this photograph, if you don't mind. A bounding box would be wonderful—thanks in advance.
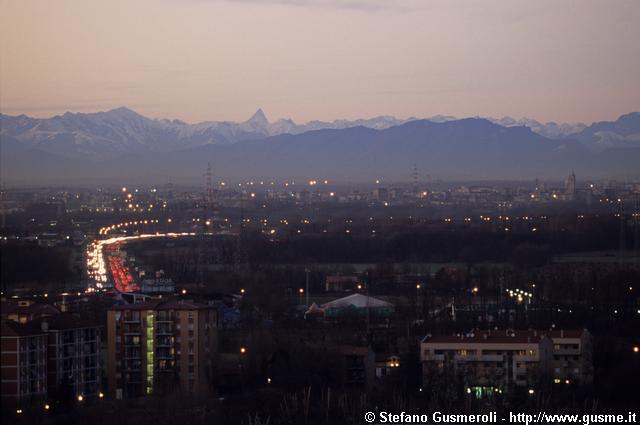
[565,171,576,200]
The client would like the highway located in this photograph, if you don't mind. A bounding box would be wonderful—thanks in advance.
[86,232,196,293]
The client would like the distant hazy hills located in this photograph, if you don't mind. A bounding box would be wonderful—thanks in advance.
[1,108,639,184]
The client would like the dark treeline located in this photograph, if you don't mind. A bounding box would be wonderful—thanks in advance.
[128,216,632,268]
[0,244,79,291]
[242,219,631,265]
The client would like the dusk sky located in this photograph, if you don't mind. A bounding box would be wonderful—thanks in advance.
[1,0,639,124]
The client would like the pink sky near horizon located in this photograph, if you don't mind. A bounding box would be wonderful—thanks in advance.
[1,0,639,124]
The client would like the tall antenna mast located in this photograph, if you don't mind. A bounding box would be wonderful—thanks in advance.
[236,188,248,271]
[634,192,639,268]
[205,162,213,206]
[198,162,215,287]
[0,181,6,229]
[619,198,625,266]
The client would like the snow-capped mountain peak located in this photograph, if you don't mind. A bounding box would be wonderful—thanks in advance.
[2,107,635,160]
[246,108,269,126]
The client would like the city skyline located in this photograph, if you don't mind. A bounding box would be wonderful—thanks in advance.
[2,0,639,124]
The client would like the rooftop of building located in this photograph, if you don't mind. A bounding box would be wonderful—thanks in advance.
[30,313,100,330]
[1,300,60,317]
[1,320,48,337]
[422,328,587,345]
[109,297,213,311]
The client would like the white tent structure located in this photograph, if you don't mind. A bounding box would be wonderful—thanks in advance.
[319,293,395,320]
[321,293,393,310]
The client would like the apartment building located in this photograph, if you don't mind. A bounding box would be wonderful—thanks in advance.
[106,299,217,398]
[31,314,101,399]
[421,329,554,396]
[547,329,593,385]
[1,321,48,408]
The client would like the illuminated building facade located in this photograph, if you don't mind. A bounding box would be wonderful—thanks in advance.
[420,330,554,395]
[421,328,593,396]
[547,329,593,385]
[106,299,217,398]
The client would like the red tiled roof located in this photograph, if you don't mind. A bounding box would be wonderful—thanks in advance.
[110,298,211,311]
[156,300,212,310]
[546,329,585,339]
[422,329,586,345]
[424,334,543,344]
[1,301,60,316]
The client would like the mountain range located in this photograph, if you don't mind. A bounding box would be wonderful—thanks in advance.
[1,108,639,184]
[0,107,415,160]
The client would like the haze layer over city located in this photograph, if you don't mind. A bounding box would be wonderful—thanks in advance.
[0,1,639,425]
